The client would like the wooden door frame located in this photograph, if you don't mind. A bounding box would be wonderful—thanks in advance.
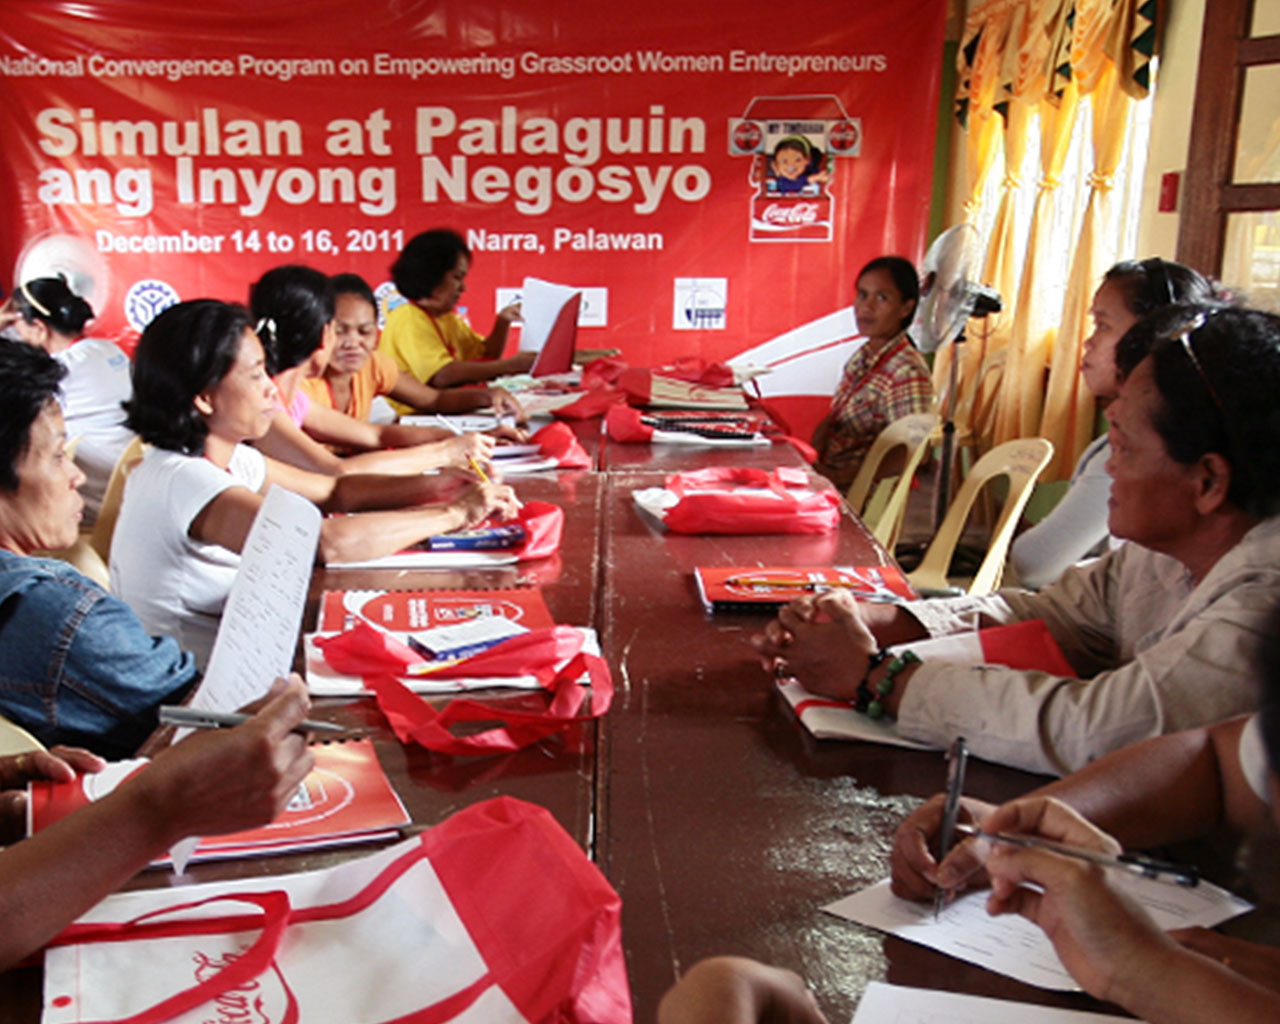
[1177,0,1280,273]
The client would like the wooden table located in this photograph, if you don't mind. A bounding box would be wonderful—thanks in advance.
[0,428,1122,1022]
[593,470,1102,1022]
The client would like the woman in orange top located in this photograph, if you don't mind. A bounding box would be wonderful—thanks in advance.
[303,274,526,424]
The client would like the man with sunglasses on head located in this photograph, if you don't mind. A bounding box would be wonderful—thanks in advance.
[754,305,1280,776]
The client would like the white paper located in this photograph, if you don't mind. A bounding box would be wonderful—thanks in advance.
[825,877,1252,992]
[185,486,322,714]
[775,679,936,750]
[325,548,520,570]
[852,981,1134,1024]
[516,277,583,353]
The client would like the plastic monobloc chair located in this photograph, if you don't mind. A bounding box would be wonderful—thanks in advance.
[88,436,146,564]
[0,714,45,756]
[844,412,939,549]
[908,437,1054,597]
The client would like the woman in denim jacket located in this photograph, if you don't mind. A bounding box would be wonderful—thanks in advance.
[0,340,196,758]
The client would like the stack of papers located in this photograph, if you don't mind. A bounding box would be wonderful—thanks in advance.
[827,876,1251,991]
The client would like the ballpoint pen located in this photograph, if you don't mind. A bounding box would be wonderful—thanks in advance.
[934,736,969,919]
[158,705,348,736]
[952,822,1200,887]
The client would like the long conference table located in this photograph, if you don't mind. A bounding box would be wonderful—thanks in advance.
[0,414,1137,1021]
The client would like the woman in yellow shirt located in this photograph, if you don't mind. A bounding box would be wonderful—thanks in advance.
[379,229,534,415]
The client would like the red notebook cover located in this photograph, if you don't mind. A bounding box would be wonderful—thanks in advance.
[28,739,410,865]
[694,565,916,612]
[317,587,555,633]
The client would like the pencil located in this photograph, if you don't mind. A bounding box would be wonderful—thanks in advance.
[953,822,1200,887]
[468,455,491,484]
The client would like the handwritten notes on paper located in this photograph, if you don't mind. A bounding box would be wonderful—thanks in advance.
[187,485,321,714]
[852,982,1133,1024]
[826,877,1252,991]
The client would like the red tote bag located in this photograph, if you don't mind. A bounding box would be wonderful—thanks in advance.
[659,466,841,535]
[42,797,631,1024]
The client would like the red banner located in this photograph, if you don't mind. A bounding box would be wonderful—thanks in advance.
[0,0,944,376]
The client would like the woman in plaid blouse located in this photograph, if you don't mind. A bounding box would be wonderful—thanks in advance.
[812,257,934,491]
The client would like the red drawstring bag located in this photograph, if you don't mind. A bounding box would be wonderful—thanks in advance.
[579,355,628,386]
[657,466,841,534]
[509,500,563,560]
[529,421,592,468]
[604,405,653,442]
[315,624,612,757]
[43,798,631,1024]
[551,386,628,419]
[664,356,735,387]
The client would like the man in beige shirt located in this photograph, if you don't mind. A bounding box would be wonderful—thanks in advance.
[755,306,1280,775]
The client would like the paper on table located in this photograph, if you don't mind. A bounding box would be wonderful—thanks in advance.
[852,981,1134,1024]
[185,485,321,715]
[825,877,1252,992]
[775,679,936,750]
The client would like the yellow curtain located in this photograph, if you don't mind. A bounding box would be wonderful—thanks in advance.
[991,81,1080,444]
[943,0,1151,468]
[932,2,1013,435]
[1039,64,1132,478]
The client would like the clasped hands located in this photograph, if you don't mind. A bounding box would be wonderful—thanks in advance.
[750,590,879,701]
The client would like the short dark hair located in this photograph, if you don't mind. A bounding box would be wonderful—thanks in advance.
[391,229,470,300]
[857,256,920,331]
[0,340,67,491]
[125,300,253,455]
[11,277,94,337]
[1116,304,1280,519]
[248,265,334,375]
[1104,258,1218,319]
[330,272,377,311]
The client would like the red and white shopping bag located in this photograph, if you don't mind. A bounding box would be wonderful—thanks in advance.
[42,797,631,1024]
[641,466,841,535]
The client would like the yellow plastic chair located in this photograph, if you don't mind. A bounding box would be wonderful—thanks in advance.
[844,412,939,549]
[908,437,1054,596]
[0,714,45,756]
[88,436,146,564]
[36,534,111,590]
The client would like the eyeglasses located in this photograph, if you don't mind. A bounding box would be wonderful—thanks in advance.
[1174,312,1224,412]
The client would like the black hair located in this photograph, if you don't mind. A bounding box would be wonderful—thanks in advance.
[11,277,94,337]
[857,256,920,331]
[391,229,470,300]
[330,272,377,311]
[1104,258,1218,319]
[125,299,253,455]
[0,340,67,491]
[1115,304,1280,519]
[248,265,334,375]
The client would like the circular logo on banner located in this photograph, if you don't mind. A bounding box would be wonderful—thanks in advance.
[828,120,861,153]
[124,279,180,333]
[732,120,764,153]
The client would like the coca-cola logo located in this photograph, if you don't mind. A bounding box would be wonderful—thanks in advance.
[193,950,292,1024]
[760,203,820,226]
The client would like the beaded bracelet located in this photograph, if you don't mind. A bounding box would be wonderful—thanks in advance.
[852,649,921,720]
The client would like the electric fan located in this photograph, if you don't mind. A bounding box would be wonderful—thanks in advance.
[914,224,1002,523]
